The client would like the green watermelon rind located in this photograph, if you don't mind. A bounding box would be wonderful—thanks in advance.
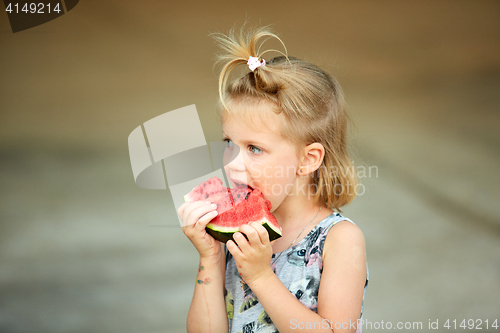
[206,217,282,244]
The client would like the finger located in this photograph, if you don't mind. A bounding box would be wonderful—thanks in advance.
[250,222,270,245]
[239,224,262,247]
[177,201,190,217]
[226,240,243,260]
[179,200,205,221]
[189,203,217,227]
[195,210,218,229]
[232,231,252,253]
[183,201,216,227]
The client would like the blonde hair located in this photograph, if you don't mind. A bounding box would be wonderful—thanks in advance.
[212,25,357,211]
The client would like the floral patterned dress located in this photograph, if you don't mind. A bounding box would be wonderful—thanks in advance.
[224,212,369,333]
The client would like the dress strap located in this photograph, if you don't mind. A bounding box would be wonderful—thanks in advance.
[324,213,357,233]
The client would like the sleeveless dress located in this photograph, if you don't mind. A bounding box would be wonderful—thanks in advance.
[224,212,369,333]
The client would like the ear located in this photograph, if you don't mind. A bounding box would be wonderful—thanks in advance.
[298,143,325,176]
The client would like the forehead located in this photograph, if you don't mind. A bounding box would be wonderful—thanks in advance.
[221,98,302,158]
[221,98,281,136]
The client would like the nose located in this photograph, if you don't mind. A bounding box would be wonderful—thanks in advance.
[223,144,247,184]
[224,144,245,171]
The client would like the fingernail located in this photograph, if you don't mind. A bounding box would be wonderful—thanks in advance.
[211,204,217,208]
[213,211,218,215]
[205,201,211,204]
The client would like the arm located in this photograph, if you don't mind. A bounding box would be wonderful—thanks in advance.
[229,221,366,333]
[317,221,366,332]
[179,202,229,333]
[186,246,228,333]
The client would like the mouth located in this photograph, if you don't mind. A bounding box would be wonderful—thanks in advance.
[229,178,254,191]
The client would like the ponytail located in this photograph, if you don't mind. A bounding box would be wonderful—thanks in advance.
[212,25,290,110]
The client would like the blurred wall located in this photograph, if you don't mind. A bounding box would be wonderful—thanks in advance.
[1,1,499,332]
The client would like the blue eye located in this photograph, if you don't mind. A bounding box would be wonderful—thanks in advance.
[297,249,306,256]
[249,145,263,154]
[224,138,262,155]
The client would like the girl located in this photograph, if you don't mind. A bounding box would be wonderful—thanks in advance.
[178,26,368,333]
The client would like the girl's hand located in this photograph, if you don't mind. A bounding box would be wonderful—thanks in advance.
[226,222,274,285]
[178,201,221,259]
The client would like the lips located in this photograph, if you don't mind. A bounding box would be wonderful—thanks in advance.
[229,178,254,191]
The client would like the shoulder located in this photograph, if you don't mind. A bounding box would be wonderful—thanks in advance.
[322,220,365,262]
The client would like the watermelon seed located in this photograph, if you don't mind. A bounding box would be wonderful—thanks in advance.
[245,192,251,200]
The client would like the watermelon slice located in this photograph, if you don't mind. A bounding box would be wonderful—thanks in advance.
[184,177,282,243]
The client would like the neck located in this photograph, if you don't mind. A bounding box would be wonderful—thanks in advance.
[273,197,319,229]
[271,178,326,229]
[270,193,331,254]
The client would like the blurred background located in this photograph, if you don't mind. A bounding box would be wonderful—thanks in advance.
[1,1,499,332]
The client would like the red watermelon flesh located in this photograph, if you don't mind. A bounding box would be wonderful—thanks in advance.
[183,177,282,243]
[184,177,233,214]
[230,186,251,206]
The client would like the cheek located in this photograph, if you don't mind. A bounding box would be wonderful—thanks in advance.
[252,164,298,204]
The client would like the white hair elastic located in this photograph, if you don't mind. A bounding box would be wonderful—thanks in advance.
[247,56,266,71]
